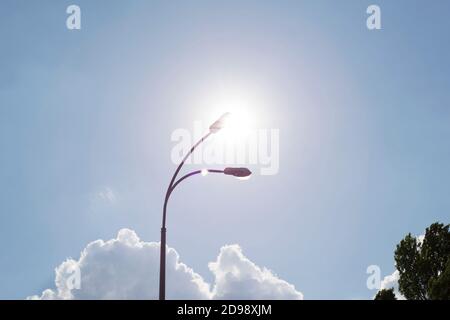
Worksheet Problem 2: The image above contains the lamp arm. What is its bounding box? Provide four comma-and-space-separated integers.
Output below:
162, 132, 211, 228
168, 169, 224, 199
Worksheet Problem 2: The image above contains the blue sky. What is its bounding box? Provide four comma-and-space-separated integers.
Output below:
1, 0, 449, 299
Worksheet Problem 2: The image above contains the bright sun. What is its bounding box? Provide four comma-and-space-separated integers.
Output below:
208, 99, 256, 141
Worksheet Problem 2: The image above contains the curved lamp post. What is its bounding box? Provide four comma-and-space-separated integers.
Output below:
159, 113, 252, 300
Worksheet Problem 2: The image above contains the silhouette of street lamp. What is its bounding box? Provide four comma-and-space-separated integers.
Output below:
159, 113, 252, 300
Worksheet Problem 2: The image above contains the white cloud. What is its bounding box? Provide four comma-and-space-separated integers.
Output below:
379, 270, 405, 300
28, 229, 303, 300
209, 244, 303, 300
96, 187, 116, 204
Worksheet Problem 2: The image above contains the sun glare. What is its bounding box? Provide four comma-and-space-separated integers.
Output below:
209, 100, 256, 142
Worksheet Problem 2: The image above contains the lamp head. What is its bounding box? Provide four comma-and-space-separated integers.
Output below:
223, 167, 252, 178
209, 112, 231, 133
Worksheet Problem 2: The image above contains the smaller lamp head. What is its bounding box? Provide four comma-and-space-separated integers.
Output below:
209, 112, 231, 133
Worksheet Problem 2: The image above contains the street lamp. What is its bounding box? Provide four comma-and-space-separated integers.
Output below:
159, 113, 252, 300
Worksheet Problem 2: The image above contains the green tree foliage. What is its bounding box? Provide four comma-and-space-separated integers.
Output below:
394, 222, 450, 300
374, 288, 397, 300
429, 259, 450, 300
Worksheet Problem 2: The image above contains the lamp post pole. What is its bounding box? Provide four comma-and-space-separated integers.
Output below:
159, 131, 211, 301
158, 113, 252, 300
158, 113, 253, 300
159, 113, 227, 300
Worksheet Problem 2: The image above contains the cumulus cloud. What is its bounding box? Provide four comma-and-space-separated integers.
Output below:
379, 270, 405, 300
210, 245, 303, 299
28, 229, 303, 300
